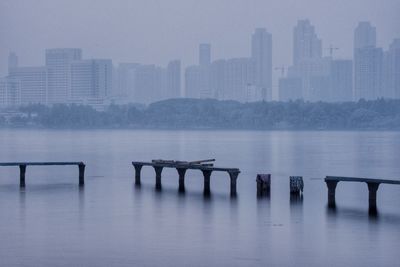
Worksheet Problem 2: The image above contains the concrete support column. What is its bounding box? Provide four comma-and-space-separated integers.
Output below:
202, 170, 212, 196
367, 182, 380, 209
19, 164, 26, 188
177, 168, 187, 192
229, 171, 239, 196
154, 166, 163, 190
78, 163, 85, 186
326, 180, 338, 207
133, 164, 143, 185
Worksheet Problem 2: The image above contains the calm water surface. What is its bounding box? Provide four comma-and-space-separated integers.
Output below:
0, 130, 399, 267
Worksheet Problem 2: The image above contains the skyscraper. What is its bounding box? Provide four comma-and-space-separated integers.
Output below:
330, 60, 353, 102
70, 59, 112, 102
199, 44, 211, 66
251, 28, 272, 101
354, 22, 382, 100
383, 39, 400, 99
8, 67, 48, 105
166, 60, 181, 99
46, 48, 82, 104
354, 21, 376, 50
8, 52, 18, 72
293, 20, 322, 65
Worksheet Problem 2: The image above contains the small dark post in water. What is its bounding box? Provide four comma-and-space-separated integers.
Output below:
176, 168, 187, 192
154, 166, 163, 190
256, 174, 271, 196
290, 176, 304, 194
202, 170, 212, 195
133, 164, 143, 185
78, 163, 85, 186
19, 164, 26, 188
229, 171, 239, 196
326, 180, 338, 207
367, 182, 380, 209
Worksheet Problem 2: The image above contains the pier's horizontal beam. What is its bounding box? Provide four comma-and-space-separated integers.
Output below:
0, 161, 86, 187
324, 176, 400, 209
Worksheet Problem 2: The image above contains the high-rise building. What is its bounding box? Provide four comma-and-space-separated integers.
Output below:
166, 60, 181, 99
185, 44, 212, 99
330, 60, 353, 102
117, 63, 140, 98
46, 48, 82, 104
70, 59, 112, 103
224, 58, 255, 102
293, 20, 322, 65
287, 57, 331, 100
0, 78, 19, 107
354, 21, 376, 50
199, 44, 211, 66
383, 39, 400, 99
287, 20, 325, 101
210, 59, 227, 99
8, 52, 18, 72
8, 67, 48, 105
354, 22, 382, 100
251, 28, 272, 101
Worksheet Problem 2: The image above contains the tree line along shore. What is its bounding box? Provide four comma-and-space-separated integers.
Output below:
1, 98, 399, 130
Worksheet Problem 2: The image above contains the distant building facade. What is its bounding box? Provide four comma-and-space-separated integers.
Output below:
46, 48, 82, 104
383, 39, 400, 99
70, 59, 112, 103
251, 28, 272, 101
8, 66, 48, 105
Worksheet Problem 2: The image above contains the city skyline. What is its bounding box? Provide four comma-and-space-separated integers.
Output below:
1, 19, 399, 107
1, 1, 399, 82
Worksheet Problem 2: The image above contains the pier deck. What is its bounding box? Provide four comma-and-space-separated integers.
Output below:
325, 176, 400, 209
132, 160, 240, 196
0, 162, 86, 187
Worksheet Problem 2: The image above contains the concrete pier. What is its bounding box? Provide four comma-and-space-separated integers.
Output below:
19, 164, 26, 188
132, 161, 240, 196
0, 162, 86, 187
154, 166, 163, 190
325, 176, 400, 209
176, 168, 187, 192
133, 164, 143, 185
202, 170, 212, 195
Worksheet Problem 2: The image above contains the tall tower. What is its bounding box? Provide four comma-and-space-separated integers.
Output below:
251, 28, 272, 101
8, 52, 18, 72
45, 48, 82, 104
354, 21, 376, 50
354, 22, 382, 100
293, 20, 322, 65
199, 44, 211, 66
167, 60, 181, 98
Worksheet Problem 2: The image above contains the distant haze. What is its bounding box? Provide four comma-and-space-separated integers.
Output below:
0, 0, 399, 81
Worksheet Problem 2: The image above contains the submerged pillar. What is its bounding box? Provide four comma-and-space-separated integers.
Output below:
367, 182, 380, 209
78, 163, 85, 186
229, 171, 239, 196
154, 166, 163, 190
133, 164, 143, 185
326, 180, 338, 208
177, 168, 187, 192
19, 164, 26, 188
202, 170, 212, 196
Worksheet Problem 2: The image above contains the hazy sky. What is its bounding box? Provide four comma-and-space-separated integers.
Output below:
1, 0, 399, 81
